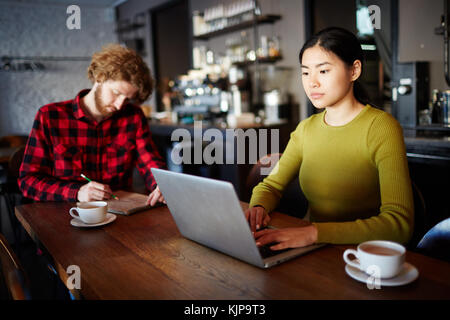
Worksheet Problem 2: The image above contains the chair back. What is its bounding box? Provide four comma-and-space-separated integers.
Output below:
0, 135, 28, 148
1, 146, 29, 250
246, 153, 308, 219
416, 218, 450, 262
7, 146, 25, 183
0, 233, 31, 299
407, 181, 427, 249
246, 153, 282, 198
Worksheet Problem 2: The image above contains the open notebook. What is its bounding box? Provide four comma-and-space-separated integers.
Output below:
106, 190, 162, 215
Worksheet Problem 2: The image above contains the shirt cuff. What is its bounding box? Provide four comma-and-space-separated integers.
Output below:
67, 184, 82, 202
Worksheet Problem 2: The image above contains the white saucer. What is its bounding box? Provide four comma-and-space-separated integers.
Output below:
345, 262, 419, 287
70, 213, 116, 228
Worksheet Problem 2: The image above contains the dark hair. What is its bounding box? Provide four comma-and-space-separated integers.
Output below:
299, 27, 369, 104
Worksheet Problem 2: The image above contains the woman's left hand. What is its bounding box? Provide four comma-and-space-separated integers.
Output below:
254, 225, 318, 250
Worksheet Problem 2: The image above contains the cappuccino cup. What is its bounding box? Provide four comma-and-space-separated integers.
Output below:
69, 201, 108, 224
343, 240, 406, 279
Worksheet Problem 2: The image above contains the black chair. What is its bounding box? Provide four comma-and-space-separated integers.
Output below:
0, 146, 29, 247
0, 232, 31, 300
246, 153, 308, 219
407, 181, 427, 249
416, 217, 450, 262
0, 135, 28, 242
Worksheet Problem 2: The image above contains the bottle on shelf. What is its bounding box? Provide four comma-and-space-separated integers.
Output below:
431, 89, 443, 124
192, 11, 205, 36
194, 0, 258, 36
444, 90, 450, 125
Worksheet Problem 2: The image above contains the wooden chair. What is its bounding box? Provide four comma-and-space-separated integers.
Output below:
0, 135, 27, 185
0, 135, 28, 149
0, 232, 31, 299
0, 146, 28, 246
246, 153, 308, 219
416, 217, 450, 262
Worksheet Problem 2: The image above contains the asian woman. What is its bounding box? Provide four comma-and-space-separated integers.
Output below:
245, 27, 414, 250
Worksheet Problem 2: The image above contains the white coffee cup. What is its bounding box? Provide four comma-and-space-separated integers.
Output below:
343, 240, 406, 279
69, 201, 108, 224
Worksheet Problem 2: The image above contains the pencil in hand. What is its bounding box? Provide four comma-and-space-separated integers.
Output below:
80, 173, 119, 200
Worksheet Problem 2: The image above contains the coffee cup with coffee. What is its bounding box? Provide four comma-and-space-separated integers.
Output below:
343, 240, 406, 279
69, 201, 108, 224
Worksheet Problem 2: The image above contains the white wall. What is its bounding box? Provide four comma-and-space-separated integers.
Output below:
398, 0, 442, 63
0, 1, 117, 136
398, 0, 449, 91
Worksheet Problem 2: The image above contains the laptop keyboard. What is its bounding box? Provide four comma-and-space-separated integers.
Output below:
255, 226, 292, 258
258, 243, 292, 259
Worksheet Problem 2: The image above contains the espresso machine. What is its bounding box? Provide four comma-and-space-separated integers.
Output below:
259, 65, 293, 123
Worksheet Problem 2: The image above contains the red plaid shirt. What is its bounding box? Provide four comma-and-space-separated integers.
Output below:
19, 90, 166, 202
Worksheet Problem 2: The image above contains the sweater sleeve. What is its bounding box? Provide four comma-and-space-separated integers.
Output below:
313, 113, 414, 245
249, 121, 305, 212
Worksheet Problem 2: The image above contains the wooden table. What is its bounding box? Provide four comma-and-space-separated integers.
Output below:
15, 202, 450, 300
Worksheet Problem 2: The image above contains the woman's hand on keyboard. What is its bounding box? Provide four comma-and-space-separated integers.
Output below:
244, 205, 270, 233
254, 225, 318, 250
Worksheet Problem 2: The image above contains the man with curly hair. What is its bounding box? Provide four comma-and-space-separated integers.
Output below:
19, 44, 166, 205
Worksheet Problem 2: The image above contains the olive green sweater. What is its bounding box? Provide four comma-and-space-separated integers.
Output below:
249, 105, 414, 245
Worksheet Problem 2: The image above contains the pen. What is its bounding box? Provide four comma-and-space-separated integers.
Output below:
80, 173, 119, 200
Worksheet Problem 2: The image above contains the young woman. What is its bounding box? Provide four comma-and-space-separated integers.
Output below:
245, 27, 414, 250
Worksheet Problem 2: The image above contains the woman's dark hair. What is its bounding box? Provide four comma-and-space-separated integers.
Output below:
299, 27, 369, 104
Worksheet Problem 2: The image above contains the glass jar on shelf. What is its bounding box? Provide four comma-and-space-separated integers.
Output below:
258, 35, 269, 58
418, 108, 432, 126
268, 36, 281, 58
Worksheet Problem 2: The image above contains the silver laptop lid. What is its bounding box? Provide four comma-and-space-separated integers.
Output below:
151, 168, 265, 267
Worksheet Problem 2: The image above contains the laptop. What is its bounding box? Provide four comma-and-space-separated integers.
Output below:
151, 168, 325, 268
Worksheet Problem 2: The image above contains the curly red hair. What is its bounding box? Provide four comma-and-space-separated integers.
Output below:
87, 44, 153, 103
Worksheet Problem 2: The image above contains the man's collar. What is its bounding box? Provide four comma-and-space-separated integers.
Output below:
72, 89, 133, 123
72, 89, 91, 120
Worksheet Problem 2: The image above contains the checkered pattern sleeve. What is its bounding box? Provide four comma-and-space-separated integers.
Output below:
18, 109, 83, 201
134, 109, 166, 191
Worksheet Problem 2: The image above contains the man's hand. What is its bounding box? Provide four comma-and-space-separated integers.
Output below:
244, 205, 270, 233
77, 181, 113, 202
146, 186, 166, 206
